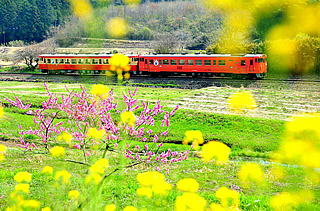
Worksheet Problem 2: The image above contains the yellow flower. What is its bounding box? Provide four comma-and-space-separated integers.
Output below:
124, 0, 141, 4
49, 146, 65, 158
68, 190, 80, 200
137, 171, 165, 187
87, 128, 106, 140
270, 192, 297, 211
57, 132, 73, 143
177, 178, 199, 193
41, 166, 53, 174
0, 154, 5, 161
107, 18, 128, 38
124, 73, 130, 80
85, 173, 102, 185
183, 130, 204, 150
0, 106, 4, 118
105, 204, 116, 211
14, 183, 30, 194
227, 91, 257, 112
22, 200, 41, 209
215, 187, 240, 208
201, 141, 231, 165
151, 181, 172, 195
109, 54, 130, 72
14, 172, 32, 183
91, 84, 109, 99
286, 113, 320, 140
41, 207, 52, 211
268, 165, 285, 181
238, 163, 264, 187
124, 206, 137, 211
89, 158, 109, 174
70, 0, 93, 19
136, 187, 153, 198
175, 192, 207, 211
210, 203, 226, 211
0, 144, 6, 161
54, 170, 71, 184
121, 111, 136, 127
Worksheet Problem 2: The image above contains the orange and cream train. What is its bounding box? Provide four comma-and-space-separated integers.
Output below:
39, 53, 267, 79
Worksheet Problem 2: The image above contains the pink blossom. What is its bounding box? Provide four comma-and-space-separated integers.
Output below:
74, 144, 81, 149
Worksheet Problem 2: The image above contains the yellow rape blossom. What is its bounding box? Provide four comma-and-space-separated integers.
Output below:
268, 165, 285, 181
0, 144, 7, 161
105, 204, 116, 211
70, 0, 93, 19
87, 128, 106, 140
137, 171, 165, 187
210, 203, 226, 211
121, 111, 136, 127
14, 183, 30, 194
270, 192, 297, 211
50, 146, 65, 158
227, 91, 257, 112
175, 192, 207, 211
22, 200, 41, 209
177, 178, 199, 193
124, 206, 138, 211
68, 190, 80, 200
136, 187, 153, 198
151, 181, 172, 195
107, 18, 128, 38
14, 172, 32, 183
124, 0, 141, 5
215, 187, 240, 208
0, 106, 4, 118
201, 141, 231, 164
41, 207, 52, 211
85, 173, 102, 185
41, 166, 53, 175
183, 130, 204, 150
238, 163, 264, 187
57, 132, 73, 143
109, 54, 130, 72
89, 158, 109, 174
91, 84, 110, 99
55, 170, 71, 184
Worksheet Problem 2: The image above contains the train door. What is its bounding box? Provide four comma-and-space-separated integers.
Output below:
249, 59, 254, 73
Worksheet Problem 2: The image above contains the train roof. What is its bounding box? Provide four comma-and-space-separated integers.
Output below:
39, 54, 139, 57
140, 54, 266, 58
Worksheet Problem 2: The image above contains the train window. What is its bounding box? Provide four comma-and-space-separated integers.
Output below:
241, 60, 245, 66
213, 60, 216, 65
85, 59, 91, 64
187, 60, 194, 65
134, 58, 139, 62
163, 59, 169, 65
141, 58, 144, 62
204, 60, 211, 65
218, 60, 225, 66
59, 59, 64, 64
47, 59, 51, 64
92, 59, 98, 64
55, 59, 58, 64
145, 59, 148, 64
159, 60, 162, 65
255, 58, 257, 63
44, 59, 46, 63
149, 59, 153, 65
40, 57, 43, 61
71, 59, 77, 64
171, 60, 177, 65
196, 60, 202, 66
250, 60, 253, 65
99, 59, 102, 64
139, 58, 142, 61
179, 60, 185, 65
78, 59, 83, 64
259, 58, 263, 63
65, 59, 70, 64
229, 60, 233, 62
103, 59, 108, 64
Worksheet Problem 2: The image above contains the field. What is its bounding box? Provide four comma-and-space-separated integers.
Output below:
0, 78, 319, 210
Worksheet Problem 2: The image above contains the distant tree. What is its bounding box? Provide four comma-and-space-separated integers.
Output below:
0, 0, 18, 43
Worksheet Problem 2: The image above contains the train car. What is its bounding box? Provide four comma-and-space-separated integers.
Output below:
137, 54, 267, 79
38, 54, 139, 74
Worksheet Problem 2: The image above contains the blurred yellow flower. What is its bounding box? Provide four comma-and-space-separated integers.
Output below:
89, 158, 109, 174
57, 132, 73, 144
201, 141, 231, 164
136, 187, 153, 198
105, 204, 116, 211
124, 73, 131, 80
0, 144, 6, 161
270, 192, 297, 211
175, 192, 207, 211
124, 206, 137, 211
109, 54, 130, 73
137, 171, 165, 187
238, 163, 264, 187
210, 203, 226, 211
70, 0, 93, 19
50, 146, 65, 158
87, 128, 106, 140
151, 181, 172, 195
0, 154, 5, 161
183, 130, 204, 150
177, 178, 199, 193
41, 207, 52, 211
107, 18, 128, 38
91, 84, 110, 99
14, 183, 30, 194
54, 170, 71, 184
68, 190, 80, 200
268, 165, 285, 181
14, 172, 32, 183
227, 91, 257, 112
0, 106, 4, 118
41, 166, 53, 175
215, 187, 239, 208
121, 111, 136, 127
124, 0, 141, 5
85, 173, 102, 185
22, 200, 41, 209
